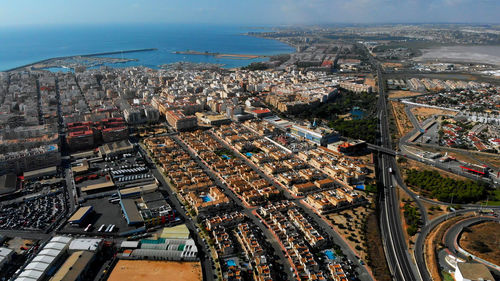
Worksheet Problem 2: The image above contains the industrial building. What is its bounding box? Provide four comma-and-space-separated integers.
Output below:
14, 236, 102, 281
98, 140, 134, 159
67, 206, 94, 225
290, 125, 340, 146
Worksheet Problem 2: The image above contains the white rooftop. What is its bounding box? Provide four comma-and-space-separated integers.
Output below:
0, 247, 13, 257
31, 255, 56, 264
120, 241, 139, 249
38, 249, 61, 257
44, 242, 67, 251
19, 269, 43, 279
14, 278, 37, 281
50, 236, 72, 244
69, 238, 102, 252
25, 262, 49, 272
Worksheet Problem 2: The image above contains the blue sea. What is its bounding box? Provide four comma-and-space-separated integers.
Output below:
0, 24, 294, 71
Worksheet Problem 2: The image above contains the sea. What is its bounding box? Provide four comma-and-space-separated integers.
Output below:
0, 24, 295, 71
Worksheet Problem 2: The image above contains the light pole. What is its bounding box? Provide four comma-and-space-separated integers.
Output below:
446, 195, 454, 221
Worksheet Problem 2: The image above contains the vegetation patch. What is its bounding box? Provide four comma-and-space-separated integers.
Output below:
405, 169, 489, 203
402, 200, 421, 236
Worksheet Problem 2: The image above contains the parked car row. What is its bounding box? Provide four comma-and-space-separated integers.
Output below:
0, 193, 65, 230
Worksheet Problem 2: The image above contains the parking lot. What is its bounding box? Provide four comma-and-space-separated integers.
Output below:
74, 150, 157, 198
60, 196, 139, 236
0, 192, 65, 231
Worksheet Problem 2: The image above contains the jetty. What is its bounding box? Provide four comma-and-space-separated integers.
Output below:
174, 50, 265, 59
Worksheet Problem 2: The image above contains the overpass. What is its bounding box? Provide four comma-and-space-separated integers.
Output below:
367, 143, 397, 156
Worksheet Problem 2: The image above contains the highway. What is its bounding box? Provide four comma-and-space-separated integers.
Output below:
374, 60, 421, 281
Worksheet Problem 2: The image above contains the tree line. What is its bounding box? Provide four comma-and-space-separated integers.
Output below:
405, 169, 489, 203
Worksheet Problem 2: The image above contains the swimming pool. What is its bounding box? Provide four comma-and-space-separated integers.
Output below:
355, 184, 365, 190
244, 152, 253, 157
221, 154, 231, 160
226, 259, 236, 267
325, 250, 336, 260
201, 195, 213, 202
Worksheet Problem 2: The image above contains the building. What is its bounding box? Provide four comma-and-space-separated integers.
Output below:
15, 236, 73, 281
0, 247, 14, 270
0, 174, 17, 196
165, 110, 197, 130
130, 237, 198, 261
195, 112, 231, 126
250, 108, 273, 119
67, 206, 94, 226
455, 262, 494, 281
23, 166, 58, 180
290, 125, 340, 146
328, 140, 367, 155
48, 251, 95, 281
339, 81, 372, 93
124, 106, 160, 124
0, 144, 61, 175
160, 224, 190, 240
98, 140, 134, 159
66, 118, 129, 150
120, 199, 144, 226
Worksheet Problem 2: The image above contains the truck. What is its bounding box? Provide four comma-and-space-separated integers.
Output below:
388, 167, 393, 173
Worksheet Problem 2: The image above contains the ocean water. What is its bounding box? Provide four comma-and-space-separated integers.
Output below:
0, 24, 294, 71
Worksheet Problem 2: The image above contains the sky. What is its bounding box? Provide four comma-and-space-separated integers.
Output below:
0, 0, 498, 27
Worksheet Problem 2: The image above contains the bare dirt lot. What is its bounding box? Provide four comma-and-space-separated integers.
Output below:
108, 260, 203, 281
459, 221, 500, 266
410, 107, 457, 122
326, 204, 372, 261
399, 157, 469, 182
382, 62, 403, 68
391, 101, 414, 137
388, 90, 424, 99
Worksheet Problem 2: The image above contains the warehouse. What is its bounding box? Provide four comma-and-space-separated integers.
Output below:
120, 199, 144, 225
67, 206, 93, 225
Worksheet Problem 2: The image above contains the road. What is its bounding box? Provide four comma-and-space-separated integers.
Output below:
374, 60, 421, 281
137, 142, 216, 281
413, 209, 474, 281
443, 216, 500, 274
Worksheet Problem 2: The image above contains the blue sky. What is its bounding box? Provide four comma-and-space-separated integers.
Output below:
0, 0, 498, 27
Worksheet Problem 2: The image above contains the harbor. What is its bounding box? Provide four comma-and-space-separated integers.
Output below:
5, 48, 158, 72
